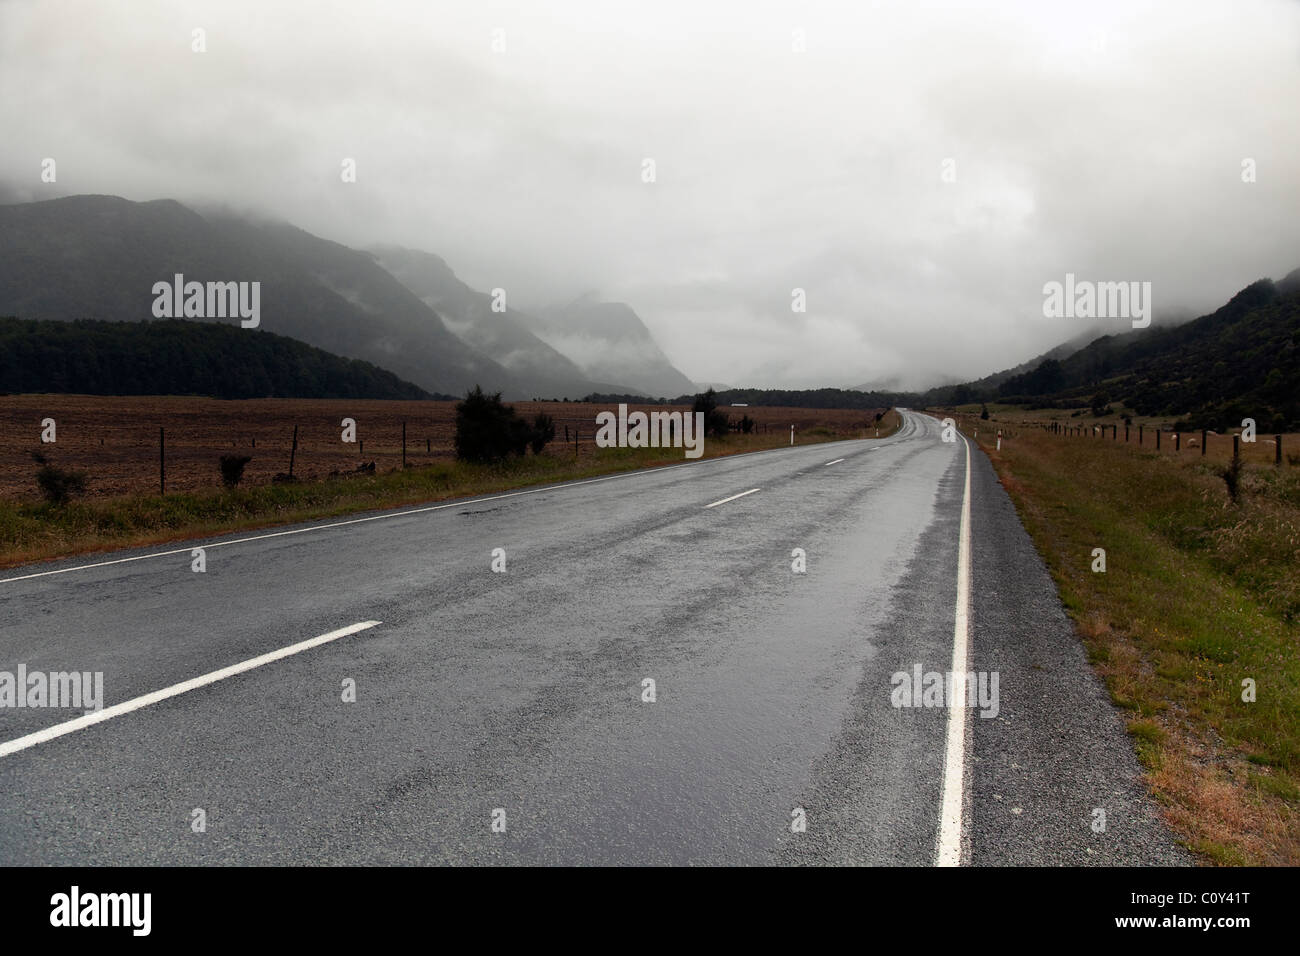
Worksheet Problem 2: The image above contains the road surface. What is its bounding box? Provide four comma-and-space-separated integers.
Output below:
0, 410, 1187, 865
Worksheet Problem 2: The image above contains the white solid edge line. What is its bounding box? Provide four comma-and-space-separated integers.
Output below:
1, 441, 837, 586
703, 488, 761, 509
0, 620, 381, 759
824, 458, 846, 466
936, 431, 973, 866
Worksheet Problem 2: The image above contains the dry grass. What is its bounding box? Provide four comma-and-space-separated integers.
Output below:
0, 395, 883, 499
942, 407, 1300, 865
0, 395, 898, 569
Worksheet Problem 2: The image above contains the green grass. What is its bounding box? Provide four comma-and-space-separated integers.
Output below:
953, 411, 1300, 865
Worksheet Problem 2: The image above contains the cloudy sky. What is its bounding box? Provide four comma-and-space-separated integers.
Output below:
3, 0, 1298, 389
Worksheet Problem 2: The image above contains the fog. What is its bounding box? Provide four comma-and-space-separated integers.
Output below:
3, 0, 1298, 389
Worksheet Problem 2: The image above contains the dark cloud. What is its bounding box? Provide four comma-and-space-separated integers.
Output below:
3, 0, 1297, 390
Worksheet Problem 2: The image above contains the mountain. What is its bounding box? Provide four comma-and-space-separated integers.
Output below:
526, 297, 698, 399
0, 317, 438, 399
0, 195, 515, 397
858, 322, 1111, 400
367, 245, 608, 398
986, 271, 1300, 430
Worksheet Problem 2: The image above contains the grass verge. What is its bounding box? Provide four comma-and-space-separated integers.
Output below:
947, 410, 1299, 864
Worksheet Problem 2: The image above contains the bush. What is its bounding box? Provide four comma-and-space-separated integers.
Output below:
530, 413, 556, 455
32, 451, 87, 505
219, 454, 252, 487
455, 386, 518, 462
739, 414, 755, 434
692, 389, 729, 438
454, 386, 556, 463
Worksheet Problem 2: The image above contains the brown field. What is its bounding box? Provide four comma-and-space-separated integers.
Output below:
944, 403, 1300, 469
0, 395, 881, 501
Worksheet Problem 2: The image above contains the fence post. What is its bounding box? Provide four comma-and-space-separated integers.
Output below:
1202, 429, 1207, 456
1233, 435, 1240, 462
402, 421, 406, 468
1139, 425, 1144, 444
159, 427, 165, 495
289, 425, 298, 477
1175, 432, 1180, 453
1278, 435, 1284, 466
1156, 429, 1161, 450
1125, 424, 1129, 442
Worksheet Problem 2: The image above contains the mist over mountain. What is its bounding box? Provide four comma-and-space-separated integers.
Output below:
527, 298, 699, 399
0, 194, 704, 402
0, 195, 514, 397
931, 271, 1300, 430
3, 1, 1298, 390
367, 245, 614, 398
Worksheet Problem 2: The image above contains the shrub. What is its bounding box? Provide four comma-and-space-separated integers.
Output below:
219, 454, 252, 487
530, 413, 556, 455
454, 386, 556, 462
32, 451, 87, 505
455, 386, 519, 463
692, 389, 729, 438
508, 416, 533, 457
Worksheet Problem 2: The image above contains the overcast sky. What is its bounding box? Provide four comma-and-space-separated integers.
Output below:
3, 0, 1298, 389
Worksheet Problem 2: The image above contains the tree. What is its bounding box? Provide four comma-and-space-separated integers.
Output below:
692, 388, 729, 438
980, 404, 990, 420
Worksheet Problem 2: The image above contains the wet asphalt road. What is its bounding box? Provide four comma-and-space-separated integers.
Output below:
0, 410, 1187, 865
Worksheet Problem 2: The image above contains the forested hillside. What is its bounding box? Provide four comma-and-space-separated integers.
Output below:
0, 318, 441, 400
